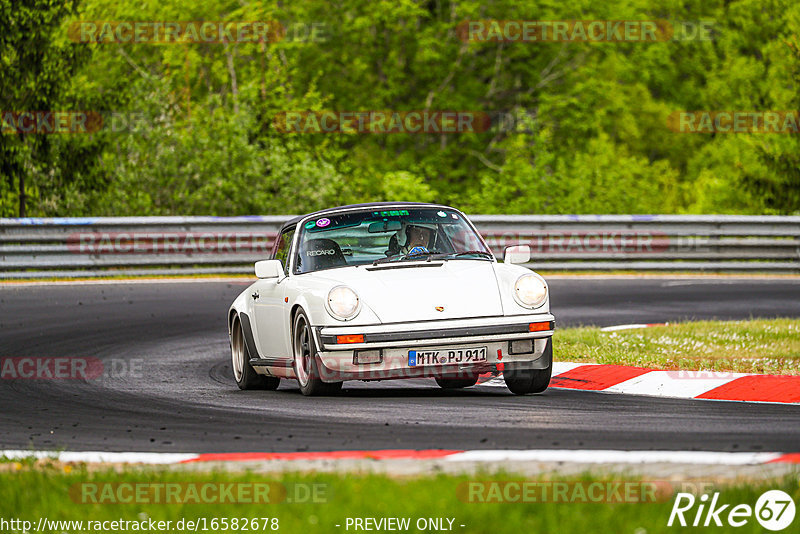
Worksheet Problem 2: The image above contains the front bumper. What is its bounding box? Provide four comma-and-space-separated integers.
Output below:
312, 314, 554, 381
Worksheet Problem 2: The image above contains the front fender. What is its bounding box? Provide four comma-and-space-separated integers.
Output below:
493, 263, 551, 316
287, 276, 382, 328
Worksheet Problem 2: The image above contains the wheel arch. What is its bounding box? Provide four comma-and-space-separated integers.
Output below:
228, 308, 239, 336
289, 304, 306, 335
290, 303, 305, 318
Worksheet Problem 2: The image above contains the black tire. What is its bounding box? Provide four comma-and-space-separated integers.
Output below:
435, 375, 479, 389
231, 317, 280, 390
293, 310, 343, 396
503, 338, 552, 395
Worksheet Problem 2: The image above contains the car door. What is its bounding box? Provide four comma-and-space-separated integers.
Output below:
252, 226, 295, 359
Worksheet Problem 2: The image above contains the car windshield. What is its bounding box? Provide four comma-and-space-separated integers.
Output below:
293, 207, 492, 274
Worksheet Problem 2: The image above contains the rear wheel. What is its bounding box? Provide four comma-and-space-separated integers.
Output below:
435, 375, 479, 389
293, 310, 342, 396
504, 338, 552, 395
231, 317, 279, 390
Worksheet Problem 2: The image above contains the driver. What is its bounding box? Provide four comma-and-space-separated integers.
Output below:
401, 224, 435, 254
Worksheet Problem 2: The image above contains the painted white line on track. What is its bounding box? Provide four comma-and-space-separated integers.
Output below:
0, 450, 198, 463
552, 361, 590, 374
2, 449, 795, 466
599, 323, 667, 332
445, 450, 784, 465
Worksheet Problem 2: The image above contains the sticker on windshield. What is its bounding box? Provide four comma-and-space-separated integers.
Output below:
304, 221, 317, 229
437, 211, 447, 217
451, 213, 459, 219
316, 218, 331, 228
408, 246, 429, 256
378, 210, 409, 217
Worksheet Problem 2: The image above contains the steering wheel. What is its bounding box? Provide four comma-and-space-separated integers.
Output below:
406, 246, 429, 256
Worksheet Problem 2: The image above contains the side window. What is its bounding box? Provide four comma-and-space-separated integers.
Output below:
273, 228, 295, 275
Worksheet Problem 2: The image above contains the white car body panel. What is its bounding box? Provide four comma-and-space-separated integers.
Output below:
251, 278, 290, 358
303, 261, 504, 323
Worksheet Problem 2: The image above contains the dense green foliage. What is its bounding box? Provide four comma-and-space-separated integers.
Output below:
1, 0, 799, 216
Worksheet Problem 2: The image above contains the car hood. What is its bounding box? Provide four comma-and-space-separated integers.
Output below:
316, 261, 504, 323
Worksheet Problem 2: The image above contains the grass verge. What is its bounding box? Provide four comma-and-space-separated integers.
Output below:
0, 464, 797, 533
557, 318, 800, 375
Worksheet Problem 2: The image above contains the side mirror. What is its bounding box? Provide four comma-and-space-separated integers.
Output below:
254, 259, 283, 279
504, 245, 531, 265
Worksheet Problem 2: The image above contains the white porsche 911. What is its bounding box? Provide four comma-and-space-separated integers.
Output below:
228, 202, 554, 395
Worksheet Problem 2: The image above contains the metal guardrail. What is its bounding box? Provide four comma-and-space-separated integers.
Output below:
1, 215, 798, 278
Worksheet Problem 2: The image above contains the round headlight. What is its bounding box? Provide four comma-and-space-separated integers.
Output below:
514, 274, 548, 308
326, 286, 360, 320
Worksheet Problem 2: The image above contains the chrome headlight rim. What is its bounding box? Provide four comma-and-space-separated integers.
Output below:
325, 285, 361, 321
513, 273, 548, 309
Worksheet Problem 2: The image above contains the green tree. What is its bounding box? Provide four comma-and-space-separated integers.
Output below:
4, 0, 797, 216
0, 0, 89, 216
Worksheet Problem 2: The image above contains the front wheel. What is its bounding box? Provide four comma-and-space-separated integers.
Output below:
293, 310, 342, 396
504, 338, 552, 395
231, 317, 279, 390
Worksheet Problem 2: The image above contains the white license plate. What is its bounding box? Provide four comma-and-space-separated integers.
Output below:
408, 347, 487, 367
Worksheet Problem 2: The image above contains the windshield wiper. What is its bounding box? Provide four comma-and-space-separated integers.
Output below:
451, 250, 495, 259
372, 251, 440, 265
372, 255, 403, 265
373, 251, 492, 265
372, 245, 495, 266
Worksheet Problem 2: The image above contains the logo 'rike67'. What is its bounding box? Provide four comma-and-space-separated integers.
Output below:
668, 490, 796, 531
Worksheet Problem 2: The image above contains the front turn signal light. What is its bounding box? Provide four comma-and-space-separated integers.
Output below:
336, 334, 365, 344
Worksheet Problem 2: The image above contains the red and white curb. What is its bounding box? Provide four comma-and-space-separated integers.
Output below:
481, 362, 800, 404
480, 321, 800, 404
2, 449, 799, 465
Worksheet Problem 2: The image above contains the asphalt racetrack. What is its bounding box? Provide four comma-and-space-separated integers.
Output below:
1, 277, 799, 454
